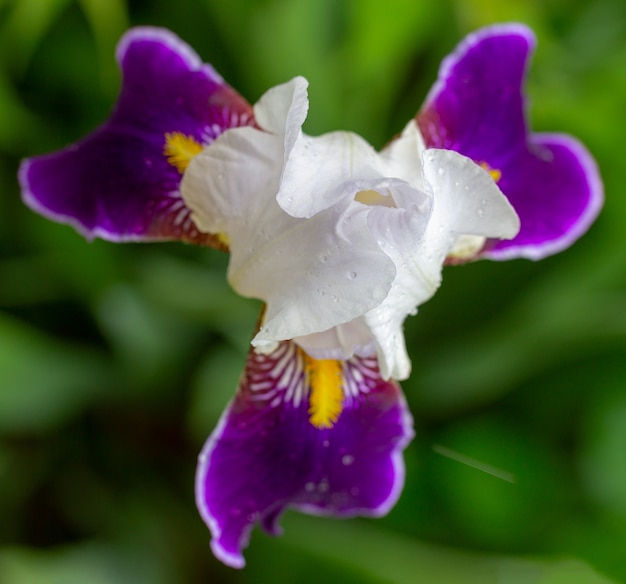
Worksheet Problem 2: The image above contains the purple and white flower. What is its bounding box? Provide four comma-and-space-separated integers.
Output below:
18, 23, 602, 569
182, 75, 519, 566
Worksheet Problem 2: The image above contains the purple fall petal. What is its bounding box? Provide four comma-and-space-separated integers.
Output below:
19, 27, 253, 244
195, 341, 413, 568
485, 133, 604, 259
418, 23, 603, 260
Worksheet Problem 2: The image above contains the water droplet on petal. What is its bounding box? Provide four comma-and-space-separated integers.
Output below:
438, 167, 445, 176
347, 271, 357, 280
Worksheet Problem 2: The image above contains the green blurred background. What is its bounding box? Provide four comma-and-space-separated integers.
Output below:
1, 0, 625, 582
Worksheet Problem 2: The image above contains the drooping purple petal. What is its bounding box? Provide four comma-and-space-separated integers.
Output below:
418, 24, 603, 260
484, 133, 604, 259
195, 341, 413, 568
19, 27, 254, 245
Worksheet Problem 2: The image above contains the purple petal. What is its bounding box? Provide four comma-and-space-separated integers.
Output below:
19, 27, 253, 244
418, 24, 603, 259
484, 133, 604, 260
195, 341, 413, 568
419, 24, 533, 160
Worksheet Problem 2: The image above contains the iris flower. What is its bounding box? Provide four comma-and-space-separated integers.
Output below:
18, 24, 601, 568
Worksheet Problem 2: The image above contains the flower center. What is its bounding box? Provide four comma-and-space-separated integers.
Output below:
164, 132, 203, 173
304, 354, 344, 429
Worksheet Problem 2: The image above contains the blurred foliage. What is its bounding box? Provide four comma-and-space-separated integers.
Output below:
1, 0, 625, 582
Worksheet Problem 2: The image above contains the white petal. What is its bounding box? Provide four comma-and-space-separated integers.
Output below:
250, 200, 396, 344
364, 204, 435, 380
422, 149, 520, 244
380, 120, 428, 196
364, 150, 520, 380
293, 317, 375, 361
277, 131, 386, 218
448, 234, 487, 260
253, 76, 309, 148
182, 122, 396, 345
182, 127, 282, 236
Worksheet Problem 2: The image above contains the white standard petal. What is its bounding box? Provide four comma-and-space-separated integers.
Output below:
253, 76, 309, 158
363, 149, 520, 380
249, 200, 396, 346
364, 204, 433, 380
277, 130, 387, 218
379, 120, 428, 196
181, 104, 396, 347
422, 149, 521, 245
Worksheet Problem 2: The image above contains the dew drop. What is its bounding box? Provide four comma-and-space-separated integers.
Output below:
347, 271, 357, 280
438, 167, 445, 176
320, 255, 328, 263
